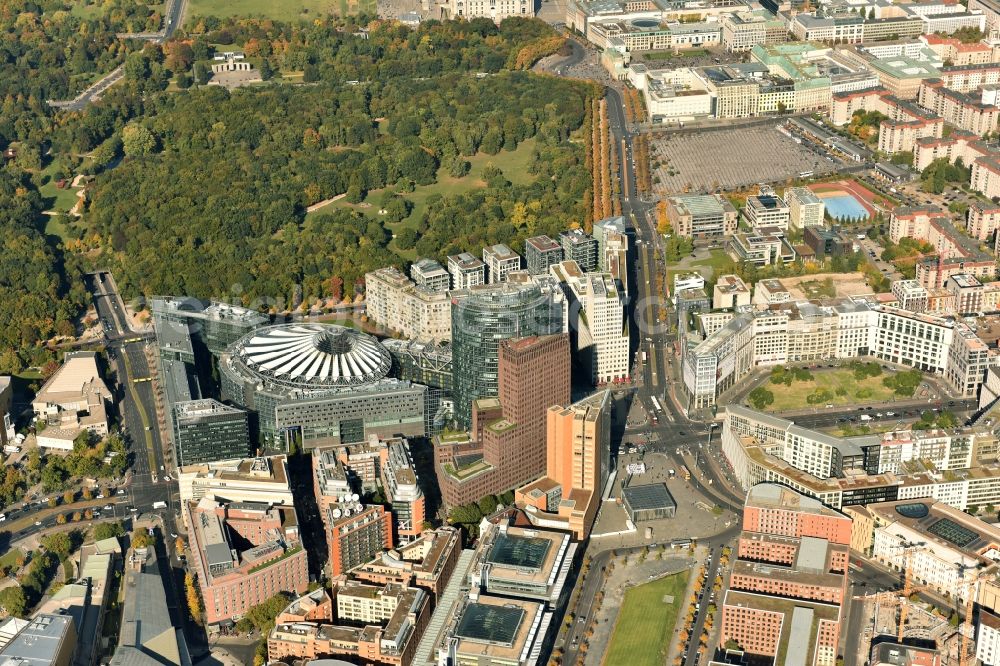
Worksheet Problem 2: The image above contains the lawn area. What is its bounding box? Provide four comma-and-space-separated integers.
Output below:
605, 572, 688, 666
0, 549, 25, 572
186, 0, 373, 20
37, 163, 80, 215
763, 368, 899, 412
665, 248, 733, 289
641, 49, 709, 61
313, 138, 539, 259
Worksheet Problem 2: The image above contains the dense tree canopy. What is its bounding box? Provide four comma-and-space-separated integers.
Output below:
80, 19, 589, 305
0, 14, 584, 351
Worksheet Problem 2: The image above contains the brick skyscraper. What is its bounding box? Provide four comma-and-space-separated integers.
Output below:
435, 333, 570, 506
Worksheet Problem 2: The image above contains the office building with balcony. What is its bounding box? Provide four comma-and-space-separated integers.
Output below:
559, 229, 599, 273
483, 244, 522, 284
524, 236, 564, 277
410, 259, 450, 293
447, 253, 486, 290
365, 267, 452, 343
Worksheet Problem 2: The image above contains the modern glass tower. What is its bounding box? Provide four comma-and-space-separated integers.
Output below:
450, 281, 564, 428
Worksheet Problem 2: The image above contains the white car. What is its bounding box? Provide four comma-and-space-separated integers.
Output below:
34, 521, 41, 526
117, 489, 125, 495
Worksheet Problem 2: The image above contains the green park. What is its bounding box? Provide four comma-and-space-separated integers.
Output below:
605, 572, 689, 666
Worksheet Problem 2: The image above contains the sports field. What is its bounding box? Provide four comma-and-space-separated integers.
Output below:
605, 572, 688, 666
186, 0, 375, 21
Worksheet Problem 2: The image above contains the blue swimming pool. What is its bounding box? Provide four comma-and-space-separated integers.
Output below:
823, 194, 869, 221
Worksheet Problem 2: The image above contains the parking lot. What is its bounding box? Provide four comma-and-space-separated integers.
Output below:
651, 125, 843, 194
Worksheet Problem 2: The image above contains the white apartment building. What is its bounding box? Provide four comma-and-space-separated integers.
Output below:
411, 258, 450, 293
483, 244, 522, 284
447, 252, 486, 290
785, 187, 826, 228
722, 406, 1000, 512
891, 280, 929, 313
743, 193, 791, 231
978, 611, 1000, 666
450, 0, 532, 21
683, 300, 986, 409
364, 267, 452, 342
551, 261, 629, 385
871, 307, 952, 372
870, 501, 996, 603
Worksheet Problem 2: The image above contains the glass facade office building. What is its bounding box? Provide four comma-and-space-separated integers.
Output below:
173, 399, 251, 466
451, 282, 564, 427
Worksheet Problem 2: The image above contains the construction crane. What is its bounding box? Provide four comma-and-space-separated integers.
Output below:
956, 562, 988, 666
895, 540, 926, 643
870, 585, 929, 641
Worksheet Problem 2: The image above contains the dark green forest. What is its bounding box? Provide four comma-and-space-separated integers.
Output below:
0, 9, 592, 359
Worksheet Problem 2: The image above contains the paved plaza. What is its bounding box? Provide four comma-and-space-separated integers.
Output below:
651, 125, 843, 194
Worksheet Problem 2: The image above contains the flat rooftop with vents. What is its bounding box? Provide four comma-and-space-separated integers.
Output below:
476, 525, 572, 601
442, 594, 549, 666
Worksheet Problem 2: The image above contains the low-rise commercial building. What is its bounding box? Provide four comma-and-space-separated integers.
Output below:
665, 194, 739, 238
0, 615, 78, 666
713, 275, 752, 310
178, 455, 294, 507
32, 352, 111, 450
435, 594, 550, 666
469, 522, 575, 602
